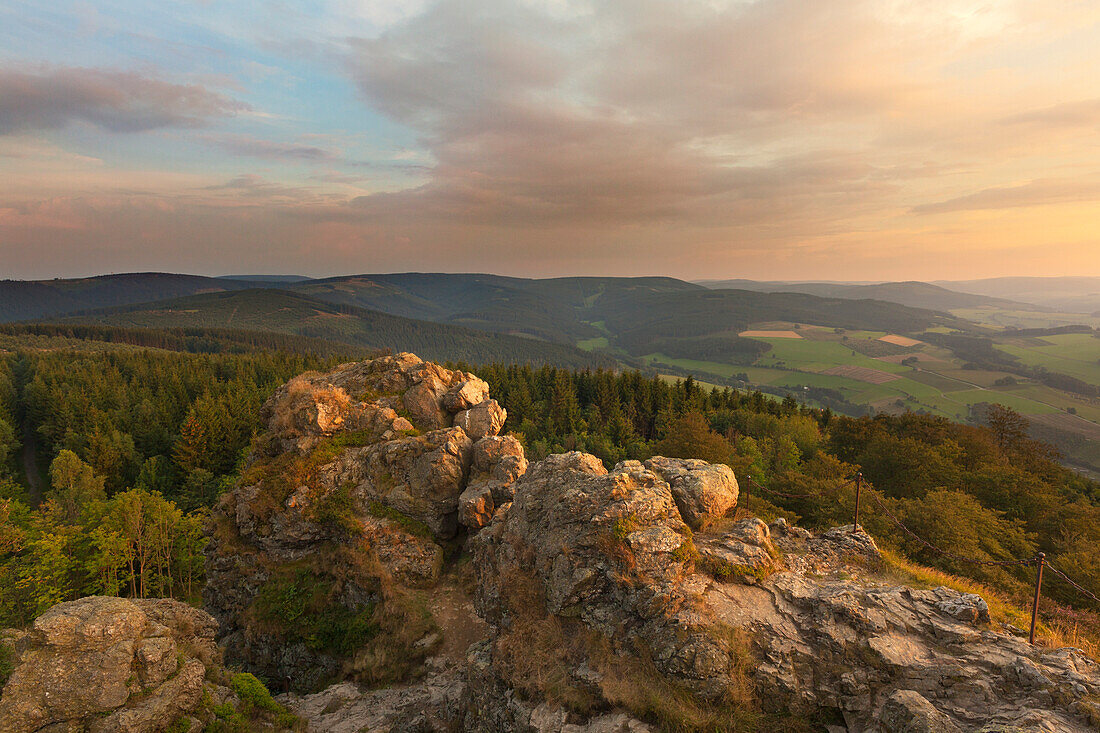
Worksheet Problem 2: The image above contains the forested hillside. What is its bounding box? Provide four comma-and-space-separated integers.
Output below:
0, 273, 264, 322
1, 336, 1098, 658
58, 289, 617, 370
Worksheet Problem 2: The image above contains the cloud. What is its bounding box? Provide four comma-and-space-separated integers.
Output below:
1001, 98, 1100, 129
206, 133, 336, 161
0, 66, 249, 135
912, 179, 1100, 215
3, 0, 1100, 280
203, 174, 323, 201
337, 0, 993, 229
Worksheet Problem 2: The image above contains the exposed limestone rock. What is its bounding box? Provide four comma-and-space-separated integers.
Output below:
643, 456, 738, 528
204, 353, 528, 692
192, 358, 1100, 728
0, 597, 233, 733
281, 664, 466, 733
459, 481, 495, 531
879, 689, 962, 733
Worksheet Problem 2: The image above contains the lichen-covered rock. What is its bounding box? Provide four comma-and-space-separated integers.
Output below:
454, 399, 507, 441
204, 353, 528, 692
324, 426, 474, 540
0, 597, 224, 733
470, 435, 529, 506
473, 452, 735, 693
698, 517, 778, 584
643, 456, 738, 528
459, 482, 495, 531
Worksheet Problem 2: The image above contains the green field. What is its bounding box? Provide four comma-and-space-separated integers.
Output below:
650, 331, 1100, 447
577, 336, 609, 351
951, 307, 1100, 330
995, 333, 1100, 384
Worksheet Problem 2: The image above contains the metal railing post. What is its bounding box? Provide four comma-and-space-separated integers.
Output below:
852, 472, 862, 530
1029, 552, 1046, 645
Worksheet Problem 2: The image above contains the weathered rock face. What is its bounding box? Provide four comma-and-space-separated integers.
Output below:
643, 456, 738, 529
204, 353, 526, 692
473, 453, 736, 694
0, 597, 222, 733
707, 525, 1100, 732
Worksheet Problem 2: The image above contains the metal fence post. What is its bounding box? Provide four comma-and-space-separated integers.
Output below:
1029, 552, 1046, 645
852, 472, 862, 530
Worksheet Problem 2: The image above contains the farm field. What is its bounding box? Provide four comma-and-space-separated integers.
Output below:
951, 307, 1100, 330
590, 315, 1097, 475
994, 333, 1100, 385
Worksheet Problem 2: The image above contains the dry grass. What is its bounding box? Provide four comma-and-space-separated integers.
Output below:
877, 547, 1100, 659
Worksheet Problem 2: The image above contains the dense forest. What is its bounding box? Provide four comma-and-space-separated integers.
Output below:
1, 340, 1098, 654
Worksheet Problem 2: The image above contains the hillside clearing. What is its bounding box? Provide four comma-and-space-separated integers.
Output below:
739, 330, 802, 338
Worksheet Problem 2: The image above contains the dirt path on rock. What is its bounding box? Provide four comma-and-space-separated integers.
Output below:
427, 572, 488, 663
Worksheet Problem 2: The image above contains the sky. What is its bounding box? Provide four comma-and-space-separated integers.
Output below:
1, 0, 1099, 281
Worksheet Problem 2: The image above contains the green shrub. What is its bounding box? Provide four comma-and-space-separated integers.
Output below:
230, 672, 281, 714
251, 568, 378, 654
310, 484, 360, 535
367, 501, 434, 540
166, 717, 191, 733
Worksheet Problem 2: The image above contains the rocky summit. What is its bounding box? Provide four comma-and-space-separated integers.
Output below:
3, 354, 1099, 732
203, 353, 524, 691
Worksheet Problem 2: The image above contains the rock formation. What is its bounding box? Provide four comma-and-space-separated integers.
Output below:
0, 596, 293, 732
203, 353, 526, 691
205, 356, 1099, 731
11, 356, 1096, 732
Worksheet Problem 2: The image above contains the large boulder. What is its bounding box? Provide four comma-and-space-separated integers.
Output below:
204, 353, 527, 692
643, 456, 738, 529
0, 597, 270, 733
454, 399, 507, 441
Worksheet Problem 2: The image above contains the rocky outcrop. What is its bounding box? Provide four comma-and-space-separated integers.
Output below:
643, 456, 738, 529
0, 596, 278, 733
473, 453, 734, 693
707, 524, 1100, 732
197, 356, 1100, 729
204, 353, 526, 692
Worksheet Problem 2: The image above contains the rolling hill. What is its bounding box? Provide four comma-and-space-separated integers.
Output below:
0, 273, 263, 322
933, 277, 1100, 314
291, 273, 702, 344
290, 273, 957, 353
56, 288, 618, 369
695, 279, 1042, 312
